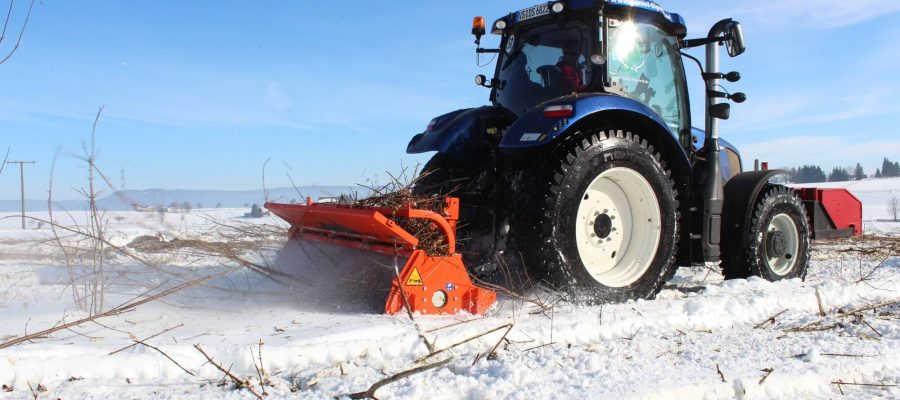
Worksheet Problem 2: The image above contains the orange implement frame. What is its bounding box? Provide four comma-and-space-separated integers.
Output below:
265, 197, 495, 315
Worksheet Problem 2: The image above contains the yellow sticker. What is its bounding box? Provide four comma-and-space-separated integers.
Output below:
406, 268, 423, 286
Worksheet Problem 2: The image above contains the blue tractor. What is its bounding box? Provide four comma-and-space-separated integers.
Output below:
406, 0, 814, 302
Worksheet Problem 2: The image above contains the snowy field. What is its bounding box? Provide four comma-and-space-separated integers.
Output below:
1, 180, 899, 399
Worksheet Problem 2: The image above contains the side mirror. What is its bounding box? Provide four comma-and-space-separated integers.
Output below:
472, 16, 486, 45
725, 21, 745, 57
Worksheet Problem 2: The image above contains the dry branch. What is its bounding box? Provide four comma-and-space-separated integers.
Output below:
133, 339, 195, 377
783, 299, 900, 333
108, 323, 183, 355
345, 357, 453, 400
194, 344, 264, 400
0, 146, 9, 175
0, 0, 35, 65
821, 353, 876, 358
754, 309, 788, 329
474, 323, 514, 365
0, 274, 221, 350
424, 316, 487, 334
250, 340, 269, 396
785, 322, 842, 333
416, 324, 512, 363
523, 342, 556, 352
389, 254, 434, 353
759, 368, 774, 385
831, 380, 897, 391
352, 168, 451, 256
716, 363, 726, 383
815, 288, 827, 317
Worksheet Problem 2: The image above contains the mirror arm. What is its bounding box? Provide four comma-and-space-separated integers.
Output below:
476, 48, 502, 54
680, 36, 725, 49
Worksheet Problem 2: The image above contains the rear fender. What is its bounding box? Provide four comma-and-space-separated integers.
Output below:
721, 170, 790, 254
407, 106, 511, 169
500, 94, 691, 178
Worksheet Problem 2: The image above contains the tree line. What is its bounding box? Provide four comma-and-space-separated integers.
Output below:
778, 158, 900, 184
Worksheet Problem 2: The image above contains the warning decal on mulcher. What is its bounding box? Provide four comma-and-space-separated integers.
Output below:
406, 268, 424, 286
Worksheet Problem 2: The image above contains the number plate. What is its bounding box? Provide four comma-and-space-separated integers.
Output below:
517, 3, 550, 22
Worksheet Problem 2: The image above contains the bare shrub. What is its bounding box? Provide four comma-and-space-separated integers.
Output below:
890, 197, 899, 221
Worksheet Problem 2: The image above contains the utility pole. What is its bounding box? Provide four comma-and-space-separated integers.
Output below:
7, 160, 35, 229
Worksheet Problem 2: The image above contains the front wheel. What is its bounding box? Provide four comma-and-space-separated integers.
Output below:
511, 129, 679, 303
722, 185, 810, 280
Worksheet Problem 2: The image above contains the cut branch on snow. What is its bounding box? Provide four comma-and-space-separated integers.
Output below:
754, 309, 789, 329
345, 357, 453, 400
417, 324, 513, 363
108, 323, 184, 356
194, 344, 264, 400
132, 339, 195, 377
759, 368, 774, 385
0, 274, 221, 350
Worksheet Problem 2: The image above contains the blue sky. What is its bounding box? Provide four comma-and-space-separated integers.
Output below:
1, 0, 899, 200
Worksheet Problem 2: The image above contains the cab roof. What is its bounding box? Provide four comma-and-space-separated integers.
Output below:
493, 0, 687, 37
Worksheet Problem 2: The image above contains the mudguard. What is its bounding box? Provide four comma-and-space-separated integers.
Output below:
721, 170, 789, 255
406, 106, 509, 169
499, 93, 691, 177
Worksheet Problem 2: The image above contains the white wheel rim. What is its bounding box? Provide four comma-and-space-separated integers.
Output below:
575, 167, 662, 287
766, 213, 799, 276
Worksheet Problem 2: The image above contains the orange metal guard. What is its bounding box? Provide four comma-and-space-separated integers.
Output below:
265, 197, 496, 315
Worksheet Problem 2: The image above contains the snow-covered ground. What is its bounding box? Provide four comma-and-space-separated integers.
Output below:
1, 181, 899, 399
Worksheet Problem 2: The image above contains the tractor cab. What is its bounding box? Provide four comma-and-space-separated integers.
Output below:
480, 1, 690, 139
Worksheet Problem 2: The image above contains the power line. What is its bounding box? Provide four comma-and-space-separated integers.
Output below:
7, 160, 35, 229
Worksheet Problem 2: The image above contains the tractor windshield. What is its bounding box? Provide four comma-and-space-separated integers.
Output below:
495, 21, 595, 116
606, 19, 686, 133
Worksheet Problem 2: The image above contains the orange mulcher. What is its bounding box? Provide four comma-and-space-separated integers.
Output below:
265, 197, 496, 315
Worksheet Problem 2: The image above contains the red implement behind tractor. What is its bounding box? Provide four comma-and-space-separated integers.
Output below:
794, 188, 863, 239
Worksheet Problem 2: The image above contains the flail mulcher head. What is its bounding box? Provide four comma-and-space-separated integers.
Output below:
265, 197, 496, 315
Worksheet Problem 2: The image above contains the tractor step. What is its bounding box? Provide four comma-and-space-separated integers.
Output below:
265, 197, 496, 315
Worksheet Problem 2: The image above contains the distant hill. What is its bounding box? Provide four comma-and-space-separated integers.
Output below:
0, 186, 360, 212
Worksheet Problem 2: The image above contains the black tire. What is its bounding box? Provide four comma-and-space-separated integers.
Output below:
412, 153, 496, 271
722, 185, 810, 280
511, 129, 679, 303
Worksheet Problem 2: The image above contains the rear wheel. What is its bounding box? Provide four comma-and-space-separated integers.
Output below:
511, 129, 679, 303
722, 185, 810, 280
